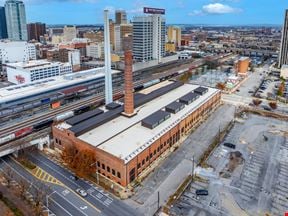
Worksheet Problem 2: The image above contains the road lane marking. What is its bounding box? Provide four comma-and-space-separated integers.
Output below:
30, 154, 113, 203
49, 197, 73, 216
55, 191, 89, 216
8, 156, 101, 214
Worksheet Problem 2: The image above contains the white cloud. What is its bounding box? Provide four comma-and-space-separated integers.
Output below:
189, 3, 242, 16
202, 3, 241, 14
188, 10, 204, 16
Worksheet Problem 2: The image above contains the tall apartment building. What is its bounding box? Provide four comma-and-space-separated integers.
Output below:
5, 0, 27, 41
133, 15, 166, 62
109, 20, 115, 50
6, 60, 72, 84
63, 25, 77, 42
27, 22, 46, 41
115, 10, 127, 25
279, 9, 288, 68
0, 7, 8, 39
114, 24, 133, 52
167, 26, 181, 48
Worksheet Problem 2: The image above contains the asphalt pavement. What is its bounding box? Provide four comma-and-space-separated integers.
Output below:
27, 152, 140, 216
0, 155, 99, 216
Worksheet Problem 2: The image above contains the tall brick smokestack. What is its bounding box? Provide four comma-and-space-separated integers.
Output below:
124, 50, 134, 116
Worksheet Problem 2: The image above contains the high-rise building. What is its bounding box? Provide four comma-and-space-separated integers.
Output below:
132, 13, 166, 62
109, 19, 115, 50
114, 23, 133, 52
0, 7, 8, 39
279, 10, 288, 68
167, 26, 181, 48
27, 22, 46, 41
115, 10, 127, 25
63, 25, 77, 42
5, 0, 27, 41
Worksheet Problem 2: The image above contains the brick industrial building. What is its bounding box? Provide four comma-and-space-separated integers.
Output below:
53, 51, 221, 187
234, 57, 250, 76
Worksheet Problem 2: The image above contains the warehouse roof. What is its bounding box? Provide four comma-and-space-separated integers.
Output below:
78, 83, 219, 164
0, 68, 120, 103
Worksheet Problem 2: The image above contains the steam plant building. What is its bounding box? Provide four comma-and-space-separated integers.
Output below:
53, 50, 221, 187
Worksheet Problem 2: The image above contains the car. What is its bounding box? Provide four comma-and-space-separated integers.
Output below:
223, 142, 236, 149
196, 189, 209, 196
248, 90, 254, 94
76, 188, 88, 197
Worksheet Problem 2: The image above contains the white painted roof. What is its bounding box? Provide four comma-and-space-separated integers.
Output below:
78, 83, 219, 164
0, 67, 120, 103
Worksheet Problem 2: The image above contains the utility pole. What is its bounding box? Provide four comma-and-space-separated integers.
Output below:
157, 191, 160, 210
191, 155, 195, 182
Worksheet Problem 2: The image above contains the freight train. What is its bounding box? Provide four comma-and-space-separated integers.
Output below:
0, 67, 192, 146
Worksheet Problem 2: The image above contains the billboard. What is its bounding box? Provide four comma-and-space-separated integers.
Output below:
143, 7, 165, 15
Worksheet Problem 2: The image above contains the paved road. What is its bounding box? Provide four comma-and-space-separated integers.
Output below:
127, 104, 235, 215
27, 152, 140, 216
0, 156, 100, 216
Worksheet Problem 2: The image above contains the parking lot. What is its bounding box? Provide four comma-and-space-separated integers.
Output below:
170, 114, 288, 216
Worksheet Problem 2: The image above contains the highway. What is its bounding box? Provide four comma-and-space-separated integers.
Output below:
27, 151, 139, 216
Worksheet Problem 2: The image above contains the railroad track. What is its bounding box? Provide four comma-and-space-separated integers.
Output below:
0, 78, 151, 137
0, 58, 210, 137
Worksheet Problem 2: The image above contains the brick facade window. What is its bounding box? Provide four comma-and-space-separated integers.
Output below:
107, 166, 110, 172
112, 169, 116, 176
137, 163, 141, 169
97, 161, 100, 167
142, 159, 145, 165
117, 172, 121, 178
146, 156, 149, 162
102, 164, 105, 170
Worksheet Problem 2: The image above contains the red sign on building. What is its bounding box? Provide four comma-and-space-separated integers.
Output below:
15, 75, 25, 84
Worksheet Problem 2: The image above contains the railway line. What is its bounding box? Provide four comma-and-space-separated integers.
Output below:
0, 75, 167, 137
0, 55, 227, 146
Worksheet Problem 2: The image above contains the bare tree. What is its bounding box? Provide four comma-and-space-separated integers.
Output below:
252, 99, 262, 107
18, 178, 30, 200
268, 102, 277, 110
2, 166, 14, 188
33, 184, 49, 216
216, 82, 226, 90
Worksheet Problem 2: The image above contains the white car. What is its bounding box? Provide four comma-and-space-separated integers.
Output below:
76, 188, 88, 197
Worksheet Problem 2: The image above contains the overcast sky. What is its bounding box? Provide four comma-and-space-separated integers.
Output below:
3, 0, 288, 25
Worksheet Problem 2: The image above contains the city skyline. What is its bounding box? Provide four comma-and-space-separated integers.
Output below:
0, 0, 286, 25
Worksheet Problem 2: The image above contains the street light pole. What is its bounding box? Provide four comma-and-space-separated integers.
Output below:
191, 156, 195, 182
46, 191, 56, 211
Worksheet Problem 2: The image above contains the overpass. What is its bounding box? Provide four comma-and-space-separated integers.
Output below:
0, 129, 51, 158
